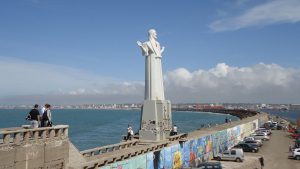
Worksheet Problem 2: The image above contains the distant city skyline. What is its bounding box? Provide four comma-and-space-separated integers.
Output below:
1, 0, 300, 104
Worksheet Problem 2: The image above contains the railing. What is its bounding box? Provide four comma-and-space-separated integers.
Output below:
81, 141, 170, 169
168, 133, 188, 141
0, 125, 69, 145
81, 140, 139, 157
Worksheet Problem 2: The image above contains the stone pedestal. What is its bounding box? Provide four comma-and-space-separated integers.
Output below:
139, 100, 172, 141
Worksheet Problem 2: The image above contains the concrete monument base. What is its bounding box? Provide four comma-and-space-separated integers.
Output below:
139, 100, 172, 141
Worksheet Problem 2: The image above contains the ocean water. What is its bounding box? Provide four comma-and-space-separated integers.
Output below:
261, 109, 300, 123
1, 109, 237, 150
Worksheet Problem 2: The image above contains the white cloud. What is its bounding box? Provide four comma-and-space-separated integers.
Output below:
209, 0, 300, 32
0, 57, 116, 96
1, 57, 299, 104
164, 63, 300, 103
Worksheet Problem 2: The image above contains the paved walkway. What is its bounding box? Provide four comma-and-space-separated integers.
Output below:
247, 129, 300, 169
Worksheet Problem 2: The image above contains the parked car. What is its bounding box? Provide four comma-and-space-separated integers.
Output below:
254, 131, 268, 136
270, 124, 277, 130
277, 125, 283, 130
290, 148, 300, 160
256, 129, 272, 135
234, 143, 259, 153
251, 133, 270, 141
280, 120, 285, 124
215, 148, 244, 162
184, 162, 222, 169
244, 136, 263, 143
242, 140, 263, 147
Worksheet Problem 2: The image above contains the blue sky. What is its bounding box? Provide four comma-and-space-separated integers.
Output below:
1, 0, 300, 104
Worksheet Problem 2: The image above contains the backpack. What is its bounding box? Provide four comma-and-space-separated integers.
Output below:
42, 110, 49, 121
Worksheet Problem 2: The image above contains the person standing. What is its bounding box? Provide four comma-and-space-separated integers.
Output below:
39, 104, 46, 127
127, 124, 132, 140
41, 104, 52, 127
172, 125, 178, 135
26, 104, 40, 129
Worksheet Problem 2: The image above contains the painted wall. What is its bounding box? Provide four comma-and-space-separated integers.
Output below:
100, 119, 259, 169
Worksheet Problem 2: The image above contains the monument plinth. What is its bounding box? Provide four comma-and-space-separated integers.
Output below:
137, 29, 172, 141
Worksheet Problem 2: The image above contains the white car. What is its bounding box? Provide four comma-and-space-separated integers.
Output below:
254, 131, 268, 136
250, 133, 270, 141
256, 129, 272, 135
291, 148, 300, 160
215, 148, 244, 162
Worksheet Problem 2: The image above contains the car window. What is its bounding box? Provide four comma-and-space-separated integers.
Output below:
231, 150, 236, 155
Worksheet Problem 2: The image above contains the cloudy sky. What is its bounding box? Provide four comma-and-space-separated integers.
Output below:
1, 0, 300, 104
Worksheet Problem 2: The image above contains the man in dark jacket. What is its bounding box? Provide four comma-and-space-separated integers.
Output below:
27, 104, 40, 128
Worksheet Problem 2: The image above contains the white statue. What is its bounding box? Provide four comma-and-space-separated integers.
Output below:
137, 29, 165, 101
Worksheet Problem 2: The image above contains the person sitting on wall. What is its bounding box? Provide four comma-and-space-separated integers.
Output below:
171, 125, 178, 136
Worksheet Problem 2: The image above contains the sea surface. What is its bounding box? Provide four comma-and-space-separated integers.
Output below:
0, 109, 240, 150
1, 109, 299, 151
261, 109, 300, 123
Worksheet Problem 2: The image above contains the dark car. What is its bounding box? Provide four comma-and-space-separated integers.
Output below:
243, 140, 263, 147
184, 162, 222, 169
234, 143, 259, 153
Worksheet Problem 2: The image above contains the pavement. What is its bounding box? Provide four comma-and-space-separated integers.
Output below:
246, 129, 300, 169
217, 129, 300, 169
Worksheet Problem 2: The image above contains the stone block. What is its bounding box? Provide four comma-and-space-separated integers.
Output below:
0, 145, 15, 169
15, 142, 45, 168
44, 139, 69, 163
15, 160, 44, 169
44, 159, 65, 169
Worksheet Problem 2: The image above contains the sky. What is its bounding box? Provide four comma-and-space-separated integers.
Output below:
0, 0, 300, 105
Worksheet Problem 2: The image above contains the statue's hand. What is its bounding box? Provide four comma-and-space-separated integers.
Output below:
137, 41, 142, 46
161, 46, 165, 53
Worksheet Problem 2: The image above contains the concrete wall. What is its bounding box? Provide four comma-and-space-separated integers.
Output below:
0, 125, 69, 169
99, 118, 263, 169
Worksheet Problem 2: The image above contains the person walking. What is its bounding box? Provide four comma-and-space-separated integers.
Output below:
259, 156, 264, 169
41, 104, 52, 127
26, 104, 40, 129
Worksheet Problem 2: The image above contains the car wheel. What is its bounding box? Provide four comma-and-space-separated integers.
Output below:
217, 157, 221, 161
296, 156, 300, 160
252, 149, 256, 153
236, 158, 242, 162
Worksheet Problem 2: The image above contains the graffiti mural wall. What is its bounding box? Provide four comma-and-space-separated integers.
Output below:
100, 119, 260, 169
99, 154, 148, 169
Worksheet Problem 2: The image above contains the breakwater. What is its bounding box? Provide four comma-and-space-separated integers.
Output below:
0, 111, 268, 169
172, 108, 259, 119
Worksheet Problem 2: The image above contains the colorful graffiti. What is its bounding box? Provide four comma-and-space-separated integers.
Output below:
100, 119, 260, 169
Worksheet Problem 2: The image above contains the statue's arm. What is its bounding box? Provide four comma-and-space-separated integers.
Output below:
137, 41, 148, 56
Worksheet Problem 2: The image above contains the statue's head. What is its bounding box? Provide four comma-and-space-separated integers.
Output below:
148, 29, 157, 39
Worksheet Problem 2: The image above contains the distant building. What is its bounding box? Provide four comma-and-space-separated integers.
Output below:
290, 104, 300, 110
